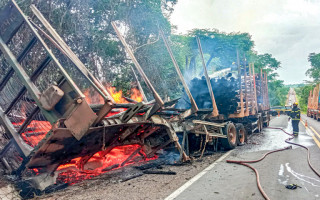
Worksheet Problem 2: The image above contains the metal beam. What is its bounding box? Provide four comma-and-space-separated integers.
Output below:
196, 36, 218, 117
0, 108, 32, 157
30, 5, 114, 103
5, 57, 51, 114
130, 66, 148, 103
111, 21, 164, 107
159, 29, 198, 113
0, 36, 57, 123
11, 0, 83, 98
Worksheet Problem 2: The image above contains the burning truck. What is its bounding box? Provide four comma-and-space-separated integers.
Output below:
0, 0, 270, 198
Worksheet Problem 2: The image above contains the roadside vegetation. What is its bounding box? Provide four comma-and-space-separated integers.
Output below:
294, 53, 320, 112
0, 0, 286, 105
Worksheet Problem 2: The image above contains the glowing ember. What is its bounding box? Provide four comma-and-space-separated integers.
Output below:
56, 144, 157, 184
13, 120, 51, 147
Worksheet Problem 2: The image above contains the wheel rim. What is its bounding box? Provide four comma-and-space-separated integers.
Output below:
239, 129, 245, 143
228, 125, 237, 144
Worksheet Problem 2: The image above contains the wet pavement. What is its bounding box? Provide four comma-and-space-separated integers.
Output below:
167, 115, 320, 200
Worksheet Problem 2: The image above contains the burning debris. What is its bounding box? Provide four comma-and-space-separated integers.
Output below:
0, 1, 270, 199
0, 1, 186, 198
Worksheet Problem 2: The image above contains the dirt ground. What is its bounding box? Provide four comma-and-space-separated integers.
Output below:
37, 152, 224, 200
1, 126, 268, 200
0, 131, 267, 200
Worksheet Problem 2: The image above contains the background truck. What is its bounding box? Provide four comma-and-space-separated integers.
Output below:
307, 84, 320, 120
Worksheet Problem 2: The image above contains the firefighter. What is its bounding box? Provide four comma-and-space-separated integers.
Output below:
289, 102, 301, 136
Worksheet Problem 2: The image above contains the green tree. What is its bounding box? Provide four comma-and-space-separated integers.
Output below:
306, 53, 320, 82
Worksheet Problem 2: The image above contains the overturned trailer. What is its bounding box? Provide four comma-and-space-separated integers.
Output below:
0, 0, 270, 197
0, 1, 186, 195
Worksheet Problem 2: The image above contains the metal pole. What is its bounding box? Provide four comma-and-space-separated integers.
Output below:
130, 66, 148, 103
196, 36, 218, 116
159, 29, 198, 113
111, 21, 164, 107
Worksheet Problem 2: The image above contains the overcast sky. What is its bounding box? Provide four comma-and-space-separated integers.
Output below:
170, 0, 320, 84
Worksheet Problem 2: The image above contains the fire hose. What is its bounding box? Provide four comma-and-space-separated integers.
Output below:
226, 126, 320, 200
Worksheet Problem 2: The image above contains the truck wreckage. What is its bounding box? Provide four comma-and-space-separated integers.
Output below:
0, 1, 270, 198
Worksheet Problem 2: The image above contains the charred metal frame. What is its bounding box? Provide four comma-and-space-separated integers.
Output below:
0, 1, 188, 185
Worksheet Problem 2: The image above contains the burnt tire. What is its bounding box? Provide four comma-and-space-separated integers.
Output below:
235, 123, 247, 146
220, 122, 237, 150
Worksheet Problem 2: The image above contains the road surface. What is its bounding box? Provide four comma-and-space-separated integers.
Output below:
166, 115, 320, 200
286, 88, 297, 106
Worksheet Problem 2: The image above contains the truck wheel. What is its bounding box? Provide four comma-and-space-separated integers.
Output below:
236, 123, 247, 146
220, 122, 237, 150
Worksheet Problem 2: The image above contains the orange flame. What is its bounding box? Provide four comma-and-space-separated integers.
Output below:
106, 87, 129, 103
131, 88, 143, 102
83, 84, 144, 104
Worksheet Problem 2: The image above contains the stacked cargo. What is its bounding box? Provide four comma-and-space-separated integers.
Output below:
307, 84, 320, 120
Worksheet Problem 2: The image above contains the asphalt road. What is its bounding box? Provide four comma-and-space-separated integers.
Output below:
286, 88, 297, 106
166, 115, 320, 200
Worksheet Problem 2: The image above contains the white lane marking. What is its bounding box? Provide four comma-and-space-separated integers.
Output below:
164, 150, 234, 200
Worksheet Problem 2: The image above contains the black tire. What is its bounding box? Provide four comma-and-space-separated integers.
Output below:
220, 122, 237, 150
236, 123, 247, 146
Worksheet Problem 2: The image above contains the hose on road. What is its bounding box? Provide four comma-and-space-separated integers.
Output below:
226, 126, 320, 200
